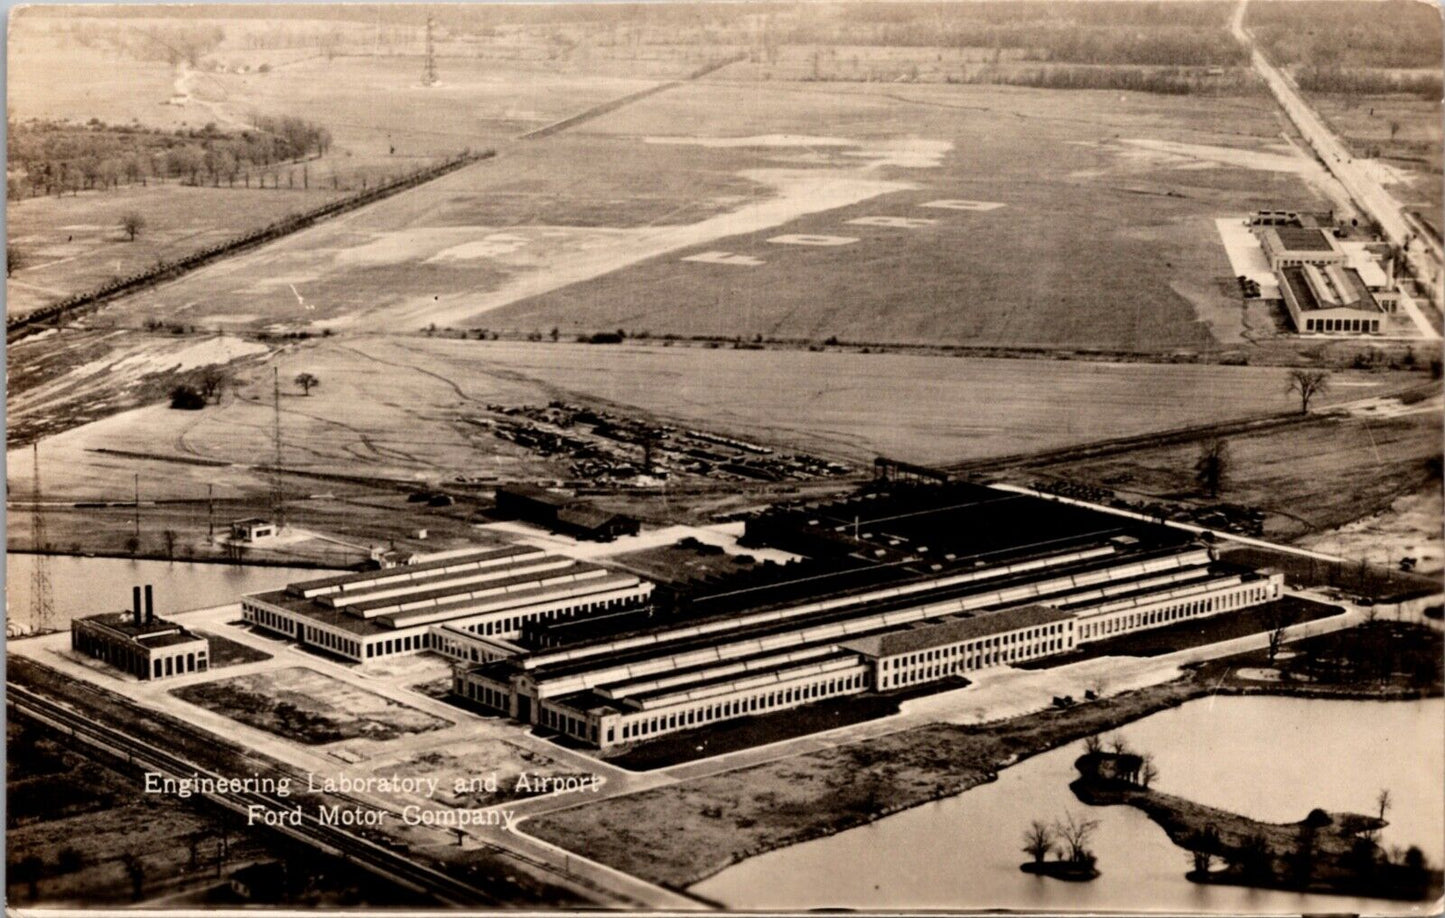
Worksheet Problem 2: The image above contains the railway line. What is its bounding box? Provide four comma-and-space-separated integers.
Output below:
6, 682, 505, 908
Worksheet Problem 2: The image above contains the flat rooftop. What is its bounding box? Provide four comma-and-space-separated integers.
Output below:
840, 604, 1073, 658
1270, 226, 1336, 252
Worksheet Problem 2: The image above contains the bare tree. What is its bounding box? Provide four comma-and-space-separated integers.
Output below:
1082, 734, 1103, 755
122, 852, 145, 901
198, 366, 229, 403
1022, 820, 1054, 865
1264, 602, 1298, 664
121, 211, 147, 241
1287, 369, 1330, 415
162, 529, 178, 559
1140, 752, 1159, 789
1377, 788, 1392, 822
293, 372, 319, 396
1194, 439, 1230, 499
1108, 734, 1130, 755
1054, 811, 1101, 864
6, 243, 22, 277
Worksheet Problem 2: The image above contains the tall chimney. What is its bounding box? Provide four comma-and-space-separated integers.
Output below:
132, 586, 143, 627
144, 585, 155, 624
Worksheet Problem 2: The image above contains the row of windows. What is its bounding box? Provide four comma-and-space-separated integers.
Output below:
616, 671, 868, 743
461, 678, 510, 712
878, 634, 1064, 689
457, 595, 638, 638
72, 629, 207, 680
1077, 583, 1273, 641
1304, 316, 1379, 334
539, 705, 596, 742
304, 626, 363, 660
365, 632, 425, 658
245, 603, 296, 637
152, 651, 206, 678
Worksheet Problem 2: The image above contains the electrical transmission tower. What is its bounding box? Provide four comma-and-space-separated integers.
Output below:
421, 15, 439, 86
30, 443, 55, 633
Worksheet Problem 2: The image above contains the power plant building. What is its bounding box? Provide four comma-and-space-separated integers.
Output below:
453, 484, 1284, 749
71, 585, 210, 680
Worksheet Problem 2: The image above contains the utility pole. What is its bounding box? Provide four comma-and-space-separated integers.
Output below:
134, 473, 141, 539
30, 443, 55, 633
208, 483, 215, 540
421, 15, 439, 87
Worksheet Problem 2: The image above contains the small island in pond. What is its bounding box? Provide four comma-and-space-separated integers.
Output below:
1019, 812, 1101, 881
1069, 747, 1444, 902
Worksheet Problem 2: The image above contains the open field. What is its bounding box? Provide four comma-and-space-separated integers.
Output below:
1007, 392, 1443, 542
171, 666, 450, 745
6, 335, 1418, 504
15, 72, 1340, 351
7, 186, 343, 317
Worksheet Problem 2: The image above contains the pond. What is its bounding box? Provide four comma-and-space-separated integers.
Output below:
6, 553, 336, 632
693, 695, 1445, 914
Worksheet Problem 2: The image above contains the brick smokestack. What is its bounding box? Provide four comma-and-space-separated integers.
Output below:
133, 586, 143, 626
144, 585, 155, 624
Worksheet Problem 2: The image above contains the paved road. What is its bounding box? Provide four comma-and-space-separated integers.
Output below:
1232, 0, 1442, 310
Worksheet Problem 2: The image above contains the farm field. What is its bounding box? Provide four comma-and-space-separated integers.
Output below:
171, 666, 450, 745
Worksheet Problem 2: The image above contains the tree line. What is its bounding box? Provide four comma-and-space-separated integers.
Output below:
7, 117, 331, 200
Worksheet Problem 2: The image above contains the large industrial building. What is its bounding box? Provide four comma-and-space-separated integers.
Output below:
241, 545, 655, 662
72, 585, 211, 680
452, 483, 1284, 749
1250, 211, 1398, 335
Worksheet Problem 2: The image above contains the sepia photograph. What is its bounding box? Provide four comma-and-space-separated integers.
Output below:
4, 0, 1442, 913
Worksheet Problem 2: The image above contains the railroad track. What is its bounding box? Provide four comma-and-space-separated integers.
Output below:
6, 683, 501, 908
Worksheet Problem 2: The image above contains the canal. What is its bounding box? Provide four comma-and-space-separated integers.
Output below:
693, 695, 1445, 914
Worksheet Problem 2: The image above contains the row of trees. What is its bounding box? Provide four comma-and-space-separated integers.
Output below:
7, 119, 331, 199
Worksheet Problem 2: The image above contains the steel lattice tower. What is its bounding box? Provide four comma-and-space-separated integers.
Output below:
422, 15, 439, 86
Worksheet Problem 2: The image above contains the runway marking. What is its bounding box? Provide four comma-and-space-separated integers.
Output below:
923, 199, 1006, 211
847, 216, 938, 228
767, 234, 859, 246
682, 250, 764, 266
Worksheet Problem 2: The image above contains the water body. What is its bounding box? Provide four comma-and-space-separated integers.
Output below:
5, 553, 334, 631
693, 696, 1445, 915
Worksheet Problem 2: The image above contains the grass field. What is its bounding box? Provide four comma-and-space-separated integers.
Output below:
6, 185, 343, 317
171, 667, 449, 745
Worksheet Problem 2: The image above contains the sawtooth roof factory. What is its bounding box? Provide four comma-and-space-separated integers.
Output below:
452, 483, 1283, 750
1249, 211, 1400, 335
240, 545, 654, 663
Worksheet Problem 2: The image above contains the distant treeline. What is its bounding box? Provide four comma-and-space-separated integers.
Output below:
7, 149, 492, 337
1295, 66, 1442, 100
957, 64, 1257, 96
7, 117, 331, 199
25, 1, 1248, 68
1248, 0, 1442, 70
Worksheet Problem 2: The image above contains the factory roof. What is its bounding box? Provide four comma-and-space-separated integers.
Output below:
76, 611, 203, 645
1281, 265, 1380, 314
1267, 226, 1337, 253
287, 545, 540, 594
839, 604, 1073, 658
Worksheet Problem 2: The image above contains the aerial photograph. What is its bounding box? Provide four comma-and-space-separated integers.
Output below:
4, 0, 1442, 913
